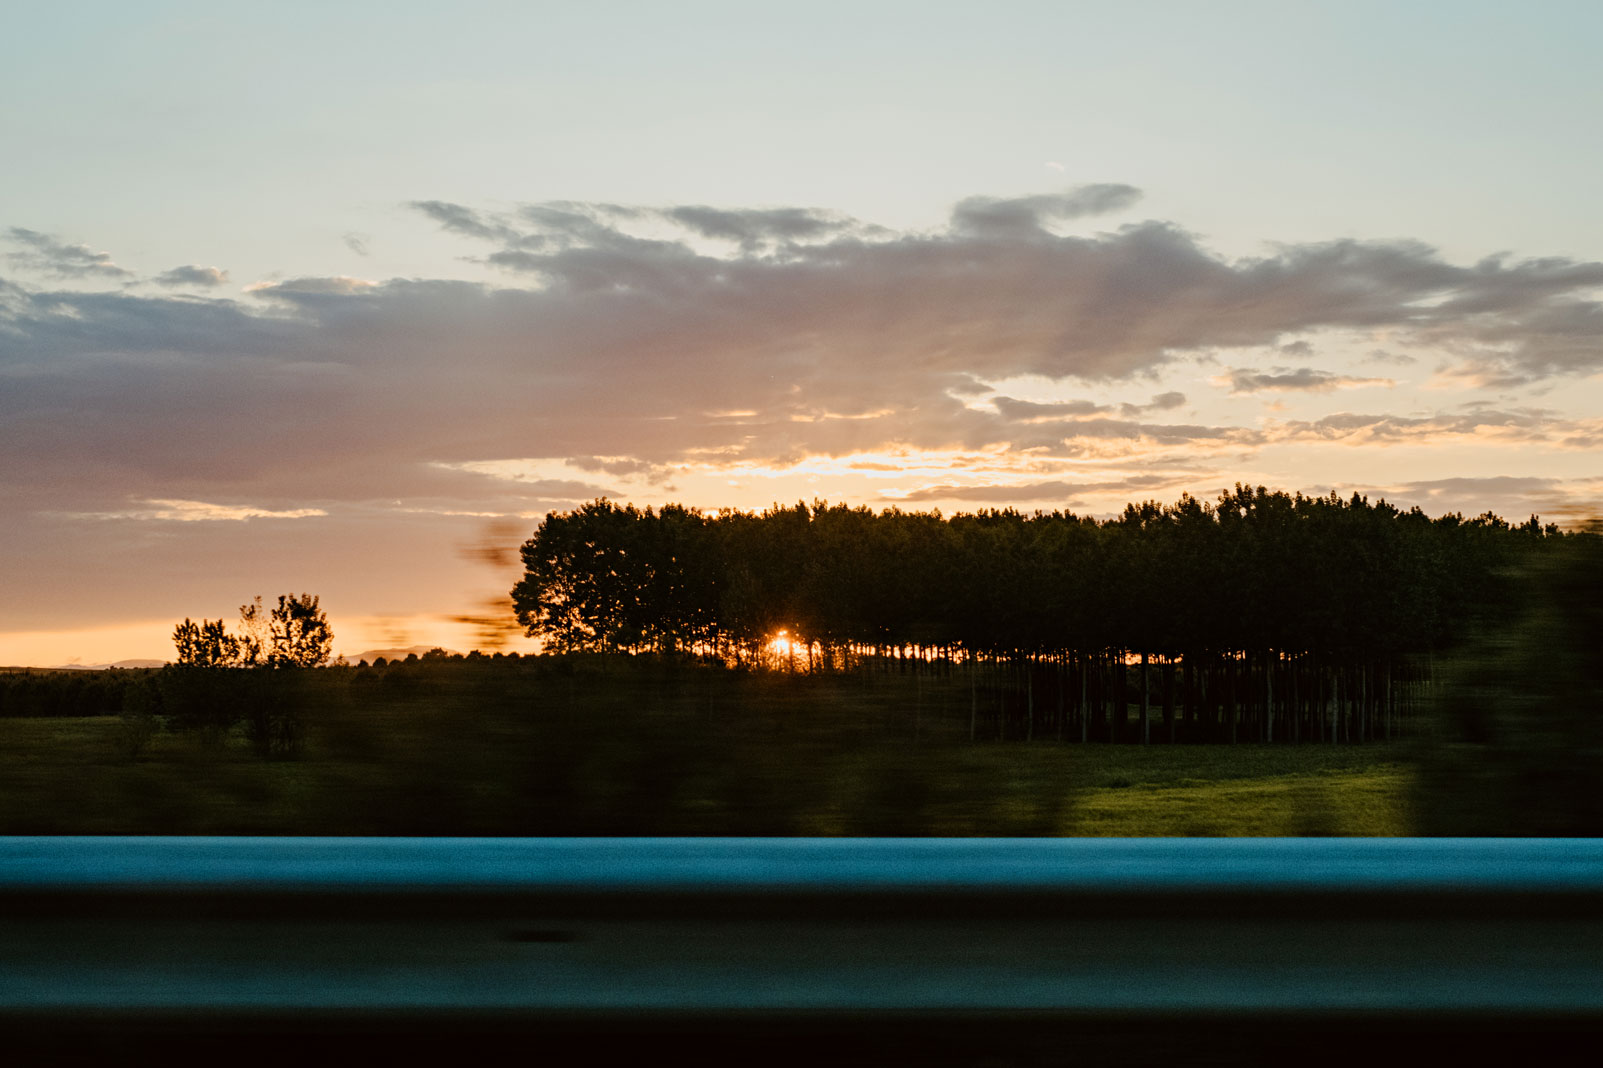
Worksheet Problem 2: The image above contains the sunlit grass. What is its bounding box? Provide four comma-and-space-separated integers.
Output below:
1063, 762, 1415, 836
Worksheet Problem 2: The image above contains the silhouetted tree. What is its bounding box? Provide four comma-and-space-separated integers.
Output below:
172, 618, 241, 667
265, 593, 334, 668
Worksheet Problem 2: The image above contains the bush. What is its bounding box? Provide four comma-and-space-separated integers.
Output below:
1415, 528, 1603, 834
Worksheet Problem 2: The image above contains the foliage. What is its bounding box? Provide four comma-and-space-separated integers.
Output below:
114, 675, 161, 760
0, 668, 136, 718
172, 618, 242, 667
172, 594, 333, 669
511, 490, 1558, 664
158, 593, 333, 757
265, 594, 334, 668
1414, 525, 1603, 834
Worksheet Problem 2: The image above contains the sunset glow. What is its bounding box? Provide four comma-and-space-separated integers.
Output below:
4, 3, 1602, 666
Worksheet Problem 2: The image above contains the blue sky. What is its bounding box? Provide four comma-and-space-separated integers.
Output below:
4, 1, 1602, 663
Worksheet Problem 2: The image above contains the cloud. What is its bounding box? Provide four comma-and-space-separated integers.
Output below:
407, 191, 1603, 392
1119, 391, 1187, 416
948, 184, 1143, 236
991, 397, 1111, 421
567, 455, 667, 478
428, 465, 619, 499
246, 275, 378, 298
1393, 475, 1558, 502
665, 205, 863, 251
1271, 406, 1559, 444
5, 228, 132, 279
892, 480, 1086, 503
70, 499, 328, 522
409, 200, 510, 242
1354, 476, 1603, 526
6, 185, 1603, 526
1364, 349, 1417, 366
343, 233, 370, 256
1218, 367, 1395, 393
889, 473, 1186, 504
153, 265, 229, 288
987, 395, 1244, 452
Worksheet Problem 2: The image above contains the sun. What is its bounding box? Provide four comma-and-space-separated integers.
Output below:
767, 629, 798, 658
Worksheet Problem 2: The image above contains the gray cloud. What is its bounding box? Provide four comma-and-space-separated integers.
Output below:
410, 192, 1603, 389
1119, 391, 1188, 416
992, 397, 1111, 421
949, 185, 1143, 237
665, 205, 864, 251
153, 265, 229, 288
987, 395, 1242, 452
1273, 407, 1558, 443
249, 276, 377, 300
5, 228, 132, 279
5, 187, 1603, 523
409, 200, 510, 242
1222, 367, 1394, 393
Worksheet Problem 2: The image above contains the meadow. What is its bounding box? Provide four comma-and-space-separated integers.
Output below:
0, 660, 1414, 836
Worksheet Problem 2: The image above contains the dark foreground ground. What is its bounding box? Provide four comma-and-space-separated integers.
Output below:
1, 660, 1414, 835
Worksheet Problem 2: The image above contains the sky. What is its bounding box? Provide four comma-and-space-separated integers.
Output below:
4, 0, 1602, 665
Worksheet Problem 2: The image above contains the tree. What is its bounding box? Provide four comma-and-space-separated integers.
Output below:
171, 595, 333, 669
265, 593, 334, 668
172, 618, 242, 667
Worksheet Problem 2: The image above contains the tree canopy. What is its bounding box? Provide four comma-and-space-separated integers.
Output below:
511, 487, 1558, 666
172, 594, 333, 668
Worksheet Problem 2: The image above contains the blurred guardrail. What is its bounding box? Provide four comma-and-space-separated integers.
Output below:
4, 838, 1602, 1062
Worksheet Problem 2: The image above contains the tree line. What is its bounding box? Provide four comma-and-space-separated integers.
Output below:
512, 487, 1564, 743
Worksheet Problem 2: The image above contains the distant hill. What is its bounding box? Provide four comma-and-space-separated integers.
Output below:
34, 657, 167, 667
347, 646, 463, 664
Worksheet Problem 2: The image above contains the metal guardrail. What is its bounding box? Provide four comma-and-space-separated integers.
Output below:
4, 838, 1602, 1059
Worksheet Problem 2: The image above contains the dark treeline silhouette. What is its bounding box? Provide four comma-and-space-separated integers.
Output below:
0, 668, 143, 719
513, 486, 1563, 744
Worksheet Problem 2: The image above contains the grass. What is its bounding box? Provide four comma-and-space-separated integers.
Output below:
0, 702, 1416, 835
1064, 755, 1414, 836
1045, 744, 1414, 835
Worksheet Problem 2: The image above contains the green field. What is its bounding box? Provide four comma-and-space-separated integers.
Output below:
1062, 747, 1413, 836
0, 702, 1414, 836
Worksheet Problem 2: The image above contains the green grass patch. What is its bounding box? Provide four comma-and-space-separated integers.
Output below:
1063, 760, 1415, 836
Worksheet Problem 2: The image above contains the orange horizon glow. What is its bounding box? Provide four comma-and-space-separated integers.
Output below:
0, 613, 542, 670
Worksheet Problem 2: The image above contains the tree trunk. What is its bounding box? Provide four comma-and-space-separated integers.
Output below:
1079, 656, 1089, 744
1026, 659, 1035, 743
1139, 651, 1150, 746
969, 657, 977, 743
1266, 651, 1274, 744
